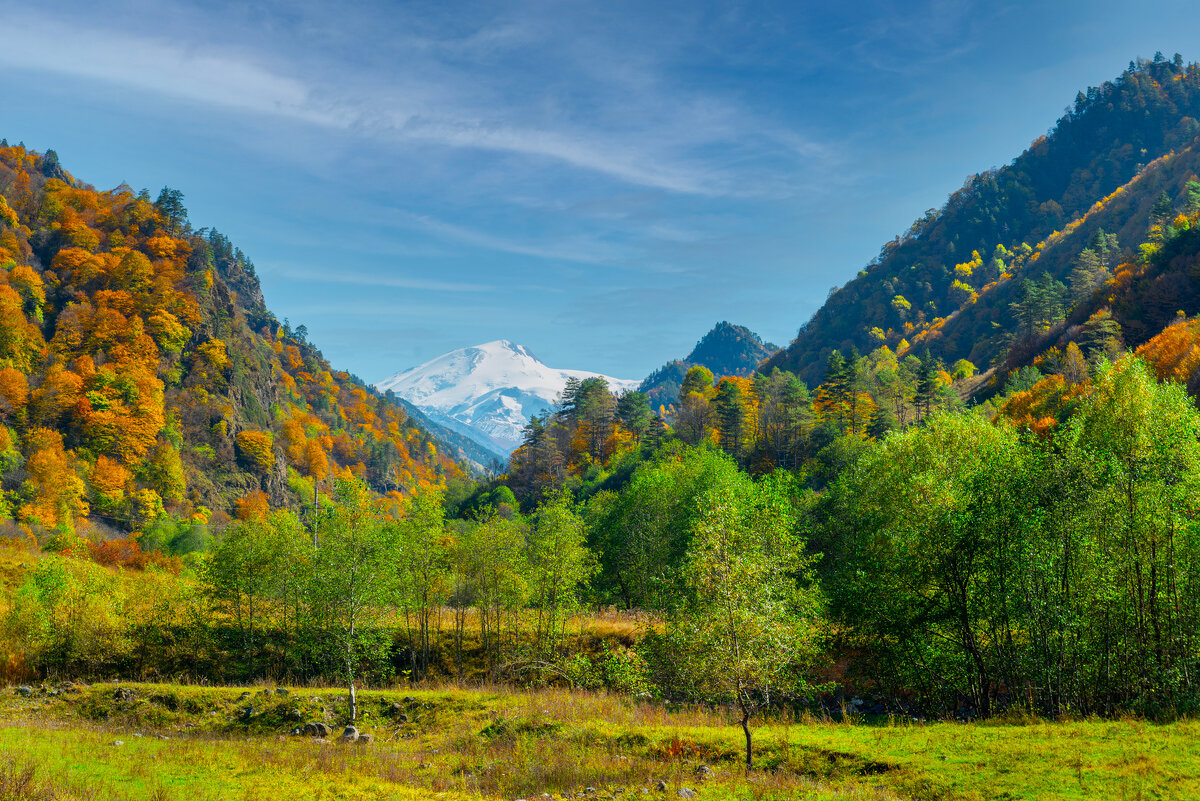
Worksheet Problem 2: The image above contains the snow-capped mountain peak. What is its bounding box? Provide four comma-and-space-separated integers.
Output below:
376, 341, 638, 455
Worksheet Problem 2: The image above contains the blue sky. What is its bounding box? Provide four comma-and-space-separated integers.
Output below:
2, 0, 1199, 381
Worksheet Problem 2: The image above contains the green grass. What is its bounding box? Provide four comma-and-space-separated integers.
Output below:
2, 682, 1197, 800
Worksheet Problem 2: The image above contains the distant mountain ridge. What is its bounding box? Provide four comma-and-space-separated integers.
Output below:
639, 322, 778, 408
376, 340, 639, 455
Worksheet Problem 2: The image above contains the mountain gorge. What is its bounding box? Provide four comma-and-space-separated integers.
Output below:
13, 45, 1200, 749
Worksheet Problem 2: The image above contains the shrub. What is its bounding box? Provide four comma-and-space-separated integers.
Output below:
236, 431, 275, 474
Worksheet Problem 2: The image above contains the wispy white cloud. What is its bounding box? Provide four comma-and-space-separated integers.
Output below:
384, 115, 721, 196
1, 16, 339, 126
286, 300, 512, 318
400, 212, 631, 265
0, 9, 832, 197
849, 0, 986, 73
265, 265, 494, 292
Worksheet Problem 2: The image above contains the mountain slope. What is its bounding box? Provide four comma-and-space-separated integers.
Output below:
386, 395, 503, 472
0, 143, 466, 538
377, 340, 639, 455
639, 322, 778, 408
764, 56, 1200, 384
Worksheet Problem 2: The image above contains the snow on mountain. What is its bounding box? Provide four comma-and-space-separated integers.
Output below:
375, 340, 639, 456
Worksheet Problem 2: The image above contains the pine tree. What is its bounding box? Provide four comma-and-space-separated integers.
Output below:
844, 346, 867, 435
1152, 190, 1174, 223
714, 379, 747, 464
154, 186, 189, 234
823, 350, 850, 431
616, 390, 653, 444
867, 404, 896, 440
914, 351, 939, 421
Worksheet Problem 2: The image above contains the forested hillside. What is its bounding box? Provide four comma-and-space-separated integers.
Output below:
0, 143, 464, 546
451, 54, 1200, 721
766, 54, 1200, 384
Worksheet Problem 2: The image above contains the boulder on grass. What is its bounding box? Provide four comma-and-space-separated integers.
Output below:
302, 721, 332, 738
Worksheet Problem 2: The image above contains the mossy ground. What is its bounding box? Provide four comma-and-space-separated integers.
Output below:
1, 682, 1194, 800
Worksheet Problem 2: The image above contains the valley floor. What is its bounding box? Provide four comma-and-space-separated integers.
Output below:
1, 682, 1194, 800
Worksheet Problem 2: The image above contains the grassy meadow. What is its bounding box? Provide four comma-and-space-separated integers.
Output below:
1, 681, 1195, 800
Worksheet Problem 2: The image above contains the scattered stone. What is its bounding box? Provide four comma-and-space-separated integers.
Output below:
288, 708, 304, 721
240, 707, 255, 721
111, 740, 124, 747
694, 765, 713, 780
397, 713, 409, 723
655, 780, 668, 792
155, 734, 170, 740
677, 789, 696, 799
338, 725, 360, 743
15, 686, 32, 697
402, 696, 415, 703
356, 733, 373, 745
585, 788, 597, 795
112, 687, 136, 702
275, 687, 289, 696
302, 722, 332, 737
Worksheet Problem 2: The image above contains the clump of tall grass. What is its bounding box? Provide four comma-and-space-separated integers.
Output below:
0, 758, 99, 800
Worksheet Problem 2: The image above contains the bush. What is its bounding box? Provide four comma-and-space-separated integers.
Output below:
235, 430, 275, 474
